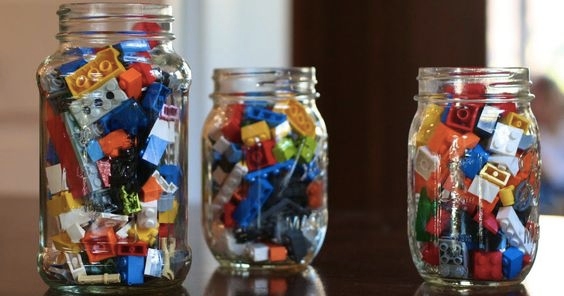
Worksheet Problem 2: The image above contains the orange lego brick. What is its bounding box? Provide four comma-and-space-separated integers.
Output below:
306, 180, 324, 209
277, 98, 315, 137
119, 67, 143, 99
98, 129, 133, 158
268, 244, 288, 262
141, 176, 163, 202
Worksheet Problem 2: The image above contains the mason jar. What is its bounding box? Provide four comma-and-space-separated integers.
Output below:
36, 3, 191, 293
407, 67, 541, 286
201, 67, 328, 271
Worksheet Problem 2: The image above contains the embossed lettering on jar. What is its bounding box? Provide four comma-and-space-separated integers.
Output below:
36, 3, 191, 293
407, 67, 541, 287
202, 68, 328, 271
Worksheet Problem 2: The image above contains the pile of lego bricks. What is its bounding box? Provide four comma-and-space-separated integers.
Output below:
40, 38, 186, 285
412, 83, 539, 281
206, 98, 326, 265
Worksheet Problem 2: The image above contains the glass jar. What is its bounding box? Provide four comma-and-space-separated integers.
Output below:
36, 3, 191, 293
201, 67, 328, 271
408, 67, 541, 287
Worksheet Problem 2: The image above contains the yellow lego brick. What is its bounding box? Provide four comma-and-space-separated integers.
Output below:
128, 225, 159, 246
415, 104, 444, 146
51, 232, 81, 253
47, 191, 82, 217
499, 185, 515, 206
276, 98, 315, 137
241, 120, 271, 146
502, 112, 530, 133
479, 163, 511, 187
65, 47, 126, 97
158, 199, 179, 224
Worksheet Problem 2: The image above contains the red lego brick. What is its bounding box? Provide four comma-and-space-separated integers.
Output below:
130, 62, 156, 87
158, 223, 174, 237
221, 104, 244, 143
307, 180, 324, 209
222, 201, 237, 228
421, 242, 439, 266
245, 140, 277, 171
445, 104, 481, 132
473, 211, 499, 234
116, 241, 148, 256
473, 251, 503, 280
45, 103, 86, 198
425, 208, 451, 237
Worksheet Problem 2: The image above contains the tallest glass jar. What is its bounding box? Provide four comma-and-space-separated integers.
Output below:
202, 67, 328, 271
408, 68, 541, 287
36, 3, 191, 293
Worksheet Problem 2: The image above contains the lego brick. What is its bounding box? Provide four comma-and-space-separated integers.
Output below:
479, 163, 510, 187
140, 135, 169, 166
233, 177, 274, 228
117, 255, 145, 285
149, 118, 176, 143
245, 140, 277, 171
488, 154, 520, 176
65, 47, 126, 97
273, 137, 297, 162
445, 103, 481, 132
475, 105, 502, 135
247, 243, 269, 262
414, 146, 440, 181
144, 248, 163, 277
438, 238, 469, 278
502, 246, 524, 279
473, 251, 503, 280
468, 175, 500, 203
244, 105, 287, 127
98, 99, 148, 136
45, 164, 68, 194
98, 129, 133, 158
47, 191, 81, 217
59, 207, 91, 231
118, 67, 143, 99
499, 185, 515, 206
282, 228, 310, 262
496, 206, 533, 254
141, 175, 164, 202
221, 103, 244, 143
141, 82, 171, 123
460, 144, 489, 178
158, 199, 179, 224
488, 123, 523, 156
214, 163, 248, 206
241, 120, 272, 146
129, 63, 156, 86
502, 112, 530, 132
137, 200, 158, 229
68, 78, 129, 128
82, 226, 118, 262
116, 241, 148, 256
298, 136, 317, 163
415, 104, 444, 146
268, 244, 288, 262
271, 120, 292, 142
278, 98, 315, 137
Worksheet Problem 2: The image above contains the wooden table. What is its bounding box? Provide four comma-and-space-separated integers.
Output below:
1, 196, 561, 295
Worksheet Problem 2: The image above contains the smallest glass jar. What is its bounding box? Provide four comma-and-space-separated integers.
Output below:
201, 67, 328, 271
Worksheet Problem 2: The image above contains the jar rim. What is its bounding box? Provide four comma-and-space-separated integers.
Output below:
58, 3, 172, 17
211, 67, 319, 100
416, 67, 533, 103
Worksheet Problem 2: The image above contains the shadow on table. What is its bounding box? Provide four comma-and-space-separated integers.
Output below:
204, 265, 325, 295
414, 282, 528, 296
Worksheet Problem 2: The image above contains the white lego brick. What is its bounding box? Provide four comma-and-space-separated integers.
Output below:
59, 207, 91, 231
66, 223, 86, 243
116, 221, 133, 239
149, 118, 176, 143
414, 146, 440, 180
468, 175, 500, 203
65, 252, 87, 281
496, 206, 533, 254
212, 135, 231, 154
138, 200, 158, 229
488, 123, 523, 156
246, 243, 269, 262
96, 212, 129, 228
272, 121, 292, 142
213, 163, 248, 206
45, 164, 68, 194
144, 248, 163, 277
487, 154, 520, 176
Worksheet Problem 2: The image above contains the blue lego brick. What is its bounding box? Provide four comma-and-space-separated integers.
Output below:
158, 164, 182, 186
460, 144, 489, 178
140, 135, 169, 166
46, 140, 60, 164
99, 99, 148, 135
86, 140, 105, 162
502, 246, 524, 279
225, 143, 243, 163
141, 83, 171, 123
244, 105, 287, 127
59, 58, 88, 75
244, 160, 294, 182
518, 134, 535, 150
233, 178, 274, 228
115, 39, 151, 54
440, 105, 451, 123
117, 255, 145, 285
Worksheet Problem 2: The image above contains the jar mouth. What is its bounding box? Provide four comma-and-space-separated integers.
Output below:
416, 67, 533, 103
56, 3, 174, 42
211, 67, 319, 99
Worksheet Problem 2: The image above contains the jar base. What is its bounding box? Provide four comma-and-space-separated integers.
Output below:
44, 280, 187, 295
216, 260, 309, 275
420, 275, 524, 288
